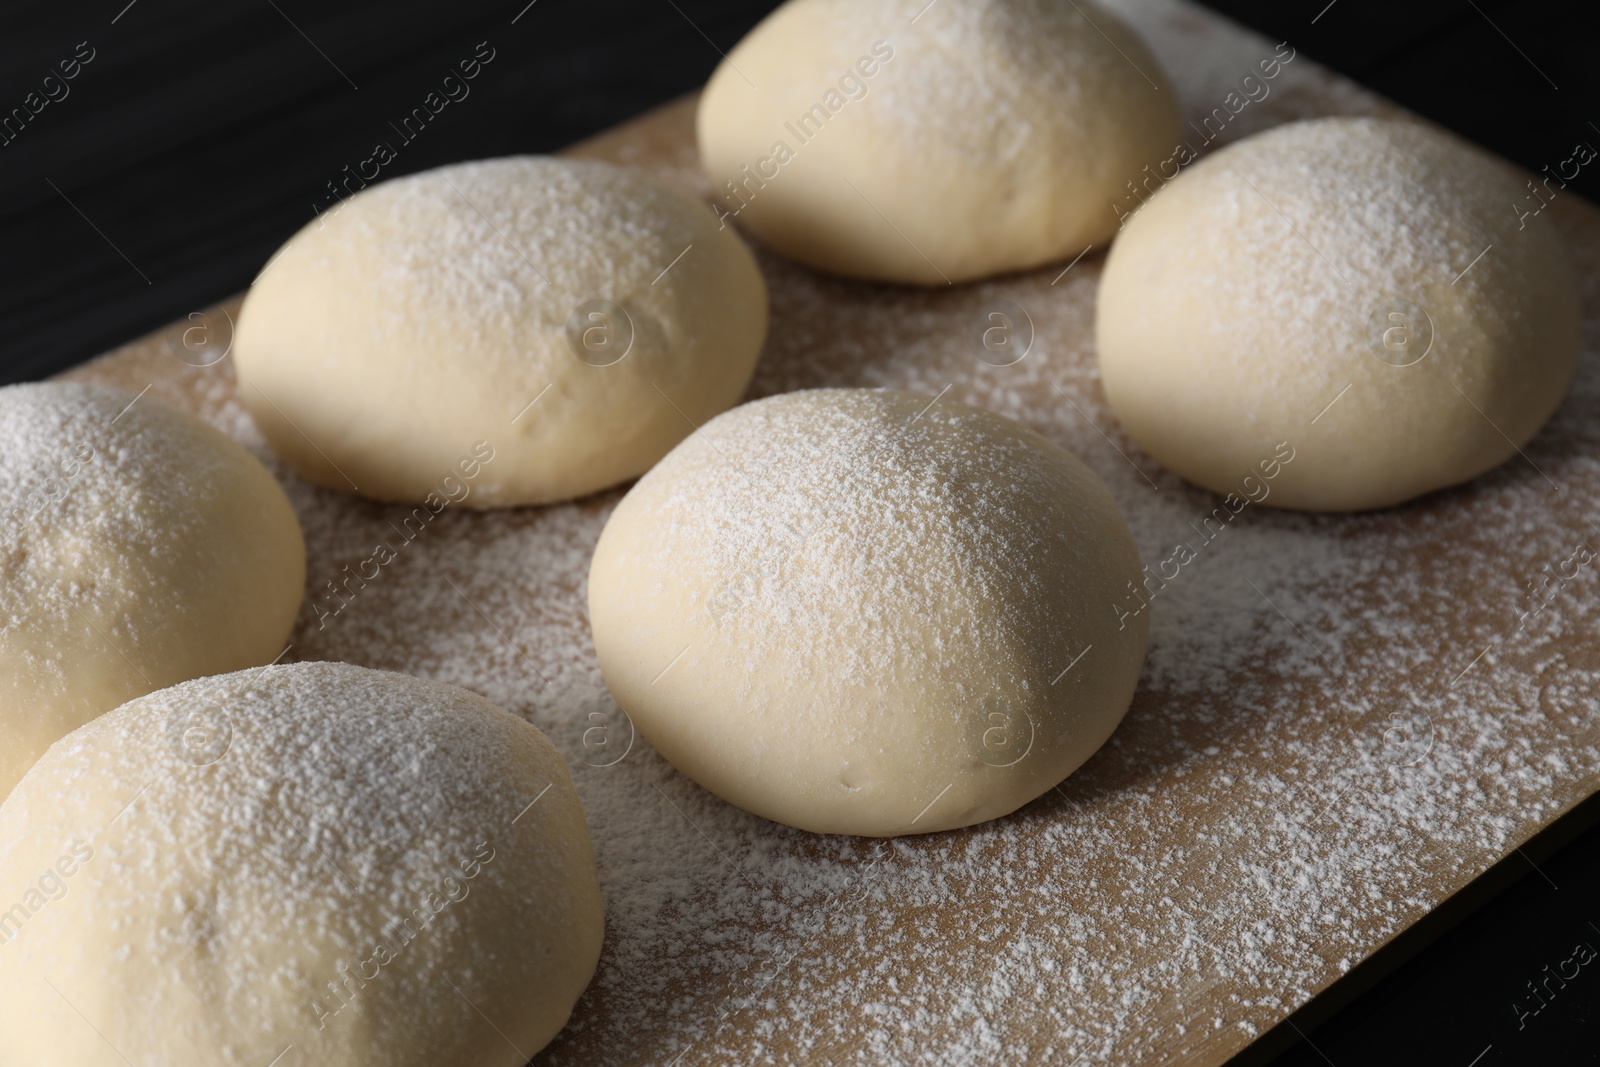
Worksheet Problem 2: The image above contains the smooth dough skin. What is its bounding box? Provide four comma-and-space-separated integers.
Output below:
235, 156, 767, 507
1096, 116, 1582, 512
0, 663, 604, 1067
588, 389, 1149, 837
0, 382, 304, 801
696, 0, 1182, 285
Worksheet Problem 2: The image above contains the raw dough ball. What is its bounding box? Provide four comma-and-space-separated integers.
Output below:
697, 0, 1181, 285
0, 382, 304, 801
588, 388, 1148, 836
235, 157, 768, 507
1096, 116, 1581, 511
0, 662, 603, 1067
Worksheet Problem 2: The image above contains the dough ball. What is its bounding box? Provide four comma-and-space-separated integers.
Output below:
588, 388, 1148, 836
0, 662, 603, 1067
0, 382, 304, 801
1096, 116, 1581, 511
235, 157, 768, 507
697, 0, 1181, 285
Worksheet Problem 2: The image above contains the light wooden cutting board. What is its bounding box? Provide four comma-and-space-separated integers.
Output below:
59, 0, 1600, 1062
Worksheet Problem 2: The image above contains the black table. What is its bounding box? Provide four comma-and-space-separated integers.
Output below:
2, 2, 1596, 1062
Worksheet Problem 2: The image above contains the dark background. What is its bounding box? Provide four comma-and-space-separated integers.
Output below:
2, 1, 1596, 1062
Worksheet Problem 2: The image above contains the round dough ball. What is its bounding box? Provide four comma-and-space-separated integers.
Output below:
0, 382, 304, 801
588, 388, 1148, 836
235, 157, 768, 507
697, 0, 1181, 285
0, 662, 603, 1067
1096, 116, 1581, 511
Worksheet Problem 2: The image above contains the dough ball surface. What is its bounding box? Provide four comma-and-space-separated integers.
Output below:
0, 662, 603, 1067
0, 382, 304, 801
588, 388, 1148, 836
236, 157, 768, 507
697, 0, 1181, 285
1096, 116, 1581, 511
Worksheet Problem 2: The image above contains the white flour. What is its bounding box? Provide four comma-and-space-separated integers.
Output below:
63, 0, 1600, 1062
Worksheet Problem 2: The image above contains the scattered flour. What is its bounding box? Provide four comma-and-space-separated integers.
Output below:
56, 0, 1600, 1062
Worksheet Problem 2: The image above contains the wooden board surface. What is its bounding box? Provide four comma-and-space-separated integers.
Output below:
60, 0, 1600, 1062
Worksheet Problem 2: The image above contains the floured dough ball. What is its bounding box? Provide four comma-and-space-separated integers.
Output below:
235, 157, 767, 507
1097, 116, 1581, 511
0, 662, 603, 1067
0, 382, 304, 800
589, 388, 1148, 836
696, 0, 1181, 285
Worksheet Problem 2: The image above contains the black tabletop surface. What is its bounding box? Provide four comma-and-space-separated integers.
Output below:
2, 2, 1596, 1063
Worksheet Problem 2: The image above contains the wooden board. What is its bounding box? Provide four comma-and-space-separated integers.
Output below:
59, 0, 1600, 1062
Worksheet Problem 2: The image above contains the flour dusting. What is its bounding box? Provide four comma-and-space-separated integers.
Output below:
56, 0, 1600, 1062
